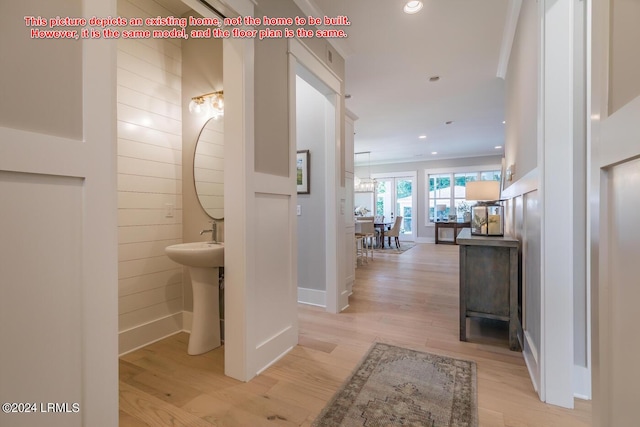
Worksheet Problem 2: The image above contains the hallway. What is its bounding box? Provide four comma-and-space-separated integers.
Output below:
119, 244, 591, 426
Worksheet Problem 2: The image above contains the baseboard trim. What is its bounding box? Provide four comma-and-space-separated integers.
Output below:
118, 313, 183, 356
182, 310, 193, 333
298, 287, 326, 307
416, 237, 434, 244
523, 331, 541, 398
573, 365, 592, 400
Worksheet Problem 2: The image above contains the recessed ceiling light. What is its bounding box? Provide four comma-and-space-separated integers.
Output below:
404, 1, 423, 14
431, 151, 438, 155
502, 121, 506, 124
429, 76, 440, 82
419, 135, 427, 139
445, 121, 454, 125
495, 145, 502, 149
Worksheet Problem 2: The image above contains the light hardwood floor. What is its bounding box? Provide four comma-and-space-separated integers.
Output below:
119, 243, 591, 426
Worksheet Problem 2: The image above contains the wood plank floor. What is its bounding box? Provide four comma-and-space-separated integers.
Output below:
119, 243, 592, 426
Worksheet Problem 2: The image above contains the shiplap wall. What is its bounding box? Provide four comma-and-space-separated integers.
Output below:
117, 0, 184, 353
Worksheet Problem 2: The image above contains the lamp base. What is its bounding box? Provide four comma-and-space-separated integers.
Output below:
471, 204, 504, 236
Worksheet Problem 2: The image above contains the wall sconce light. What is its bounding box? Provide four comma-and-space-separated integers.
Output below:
505, 164, 515, 182
189, 90, 224, 118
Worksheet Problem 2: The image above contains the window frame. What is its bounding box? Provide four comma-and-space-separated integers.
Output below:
424, 165, 501, 226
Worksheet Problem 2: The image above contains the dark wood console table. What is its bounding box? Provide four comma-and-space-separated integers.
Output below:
458, 228, 522, 351
435, 221, 470, 244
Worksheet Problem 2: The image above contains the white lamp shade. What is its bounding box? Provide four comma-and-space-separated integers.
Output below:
466, 181, 500, 201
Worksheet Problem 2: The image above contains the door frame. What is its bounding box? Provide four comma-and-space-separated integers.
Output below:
372, 171, 417, 242
288, 39, 346, 314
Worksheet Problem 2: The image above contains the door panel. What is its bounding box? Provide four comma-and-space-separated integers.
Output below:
0, 0, 118, 425
607, 158, 640, 426
592, 0, 640, 419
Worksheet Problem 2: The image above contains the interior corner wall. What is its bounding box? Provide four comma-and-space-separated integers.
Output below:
181, 16, 224, 313
504, 0, 539, 187
116, 0, 184, 354
296, 76, 327, 294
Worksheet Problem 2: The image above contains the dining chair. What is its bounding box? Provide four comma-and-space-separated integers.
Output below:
355, 217, 375, 261
373, 215, 384, 247
355, 235, 365, 266
386, 216, 403, 249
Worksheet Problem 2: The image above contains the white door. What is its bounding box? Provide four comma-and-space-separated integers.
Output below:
591, 0, 640, 424
0, 1, 118, 426
375, 175, 416, 241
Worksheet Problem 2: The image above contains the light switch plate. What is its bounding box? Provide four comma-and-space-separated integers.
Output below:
165, 203, 174, 218
297, 205, 301, 216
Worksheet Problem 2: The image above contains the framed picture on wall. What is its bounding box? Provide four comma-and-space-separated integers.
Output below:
297, 150, 310, 194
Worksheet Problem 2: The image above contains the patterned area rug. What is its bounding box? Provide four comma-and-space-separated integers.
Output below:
313, 343, 478, 427
373, 242, 416, 254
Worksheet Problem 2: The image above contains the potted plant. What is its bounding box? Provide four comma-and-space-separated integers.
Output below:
457, 202, 472, 222
355, 206, 370, 217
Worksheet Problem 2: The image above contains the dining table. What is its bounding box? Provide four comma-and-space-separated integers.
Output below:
373, 221, 393, 248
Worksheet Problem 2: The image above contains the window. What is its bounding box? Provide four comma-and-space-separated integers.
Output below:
427, 169, 500, 223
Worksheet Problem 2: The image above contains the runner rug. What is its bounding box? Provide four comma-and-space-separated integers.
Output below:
313, 343, 478, 427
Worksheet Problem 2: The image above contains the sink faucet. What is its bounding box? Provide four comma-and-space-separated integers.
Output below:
200, 220, 217, 243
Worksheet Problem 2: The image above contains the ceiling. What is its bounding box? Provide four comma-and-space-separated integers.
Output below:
158, 0, 510, 166
311, 0, 510, 165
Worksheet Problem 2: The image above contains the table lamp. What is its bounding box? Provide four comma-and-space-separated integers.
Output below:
466, 181, 503, 236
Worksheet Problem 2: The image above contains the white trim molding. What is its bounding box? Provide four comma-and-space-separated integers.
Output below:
298, 287, 327, 307
118, 313, 183, 355
293, 0, 353, 59
573, 364, 592, 400
497, 0, 524, 79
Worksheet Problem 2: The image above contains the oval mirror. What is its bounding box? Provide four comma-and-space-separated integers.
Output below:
194, 117, 224, 220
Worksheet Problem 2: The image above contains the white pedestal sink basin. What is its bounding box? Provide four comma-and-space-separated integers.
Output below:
165, 242, 224, 355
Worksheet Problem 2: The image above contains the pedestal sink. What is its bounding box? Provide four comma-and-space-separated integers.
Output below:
165, 242, 224, 355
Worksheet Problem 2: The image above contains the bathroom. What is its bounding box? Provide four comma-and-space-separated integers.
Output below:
116, 0, 348, 381
116, 0, 226, 358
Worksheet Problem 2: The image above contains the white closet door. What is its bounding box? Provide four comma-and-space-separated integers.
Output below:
0, 1, 118, 426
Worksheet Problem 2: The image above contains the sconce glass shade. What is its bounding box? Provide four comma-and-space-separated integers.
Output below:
189, 91, 224, 118
210, 94, 224, 118
189, 99, 204, 114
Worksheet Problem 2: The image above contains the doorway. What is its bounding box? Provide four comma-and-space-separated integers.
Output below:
295, 69, 335, 307
373, 173, 416, 241
288, 39, 347, 313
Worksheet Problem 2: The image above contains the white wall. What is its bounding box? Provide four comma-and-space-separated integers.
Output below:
504, 0, 588, 404
117, 0, 184, 353
504, 0, 539, 184
296, 76, 327, 296
181, 17, 224, 314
